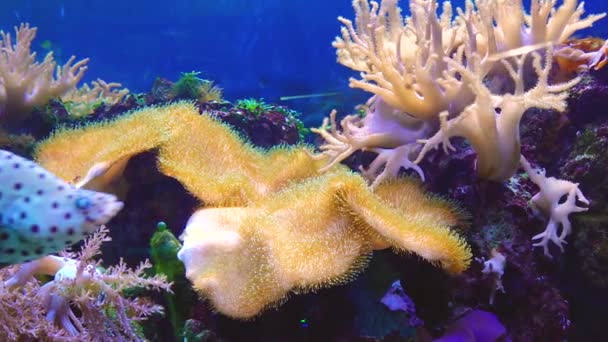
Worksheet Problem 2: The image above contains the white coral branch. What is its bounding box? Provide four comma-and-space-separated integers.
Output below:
521, 156, 589, 257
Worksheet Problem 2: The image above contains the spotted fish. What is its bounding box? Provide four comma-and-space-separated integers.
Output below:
0, 149, 123, 266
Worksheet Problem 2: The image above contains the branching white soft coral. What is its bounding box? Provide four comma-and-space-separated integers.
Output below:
334, 0, 603, 117
520, 157, 589, 257
415, 47, 579, 181
360, 144, 426, 187
0, 23, 89, 125
311, 96, 431, 186
334, 0, 470, 120
1, 226, 172, 341
315, 0, 604, 184
468, 0, 605, 55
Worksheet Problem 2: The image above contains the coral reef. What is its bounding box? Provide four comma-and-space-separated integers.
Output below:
1, 1, 608, 339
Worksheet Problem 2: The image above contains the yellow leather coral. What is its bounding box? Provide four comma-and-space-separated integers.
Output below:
35, 105, 168, 197
178, 171, 471, 319
37, 102, 327, 205
35, 102, 471, 319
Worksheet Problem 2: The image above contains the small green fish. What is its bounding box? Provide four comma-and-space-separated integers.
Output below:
0, 149, 123, 265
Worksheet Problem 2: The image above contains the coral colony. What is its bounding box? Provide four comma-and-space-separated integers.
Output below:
313, 0, 598, 251
35, 102, 471, 318
0, 0, 606, 340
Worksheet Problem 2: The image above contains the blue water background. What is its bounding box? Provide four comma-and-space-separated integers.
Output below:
1, 0, 607, 123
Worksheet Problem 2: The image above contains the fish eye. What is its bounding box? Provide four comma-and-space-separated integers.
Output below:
75, 197, 92, 209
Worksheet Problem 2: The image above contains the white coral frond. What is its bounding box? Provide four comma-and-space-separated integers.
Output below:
521, 157, 589, 257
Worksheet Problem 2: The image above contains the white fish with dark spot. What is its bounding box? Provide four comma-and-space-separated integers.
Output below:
0, 149, 123, 266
